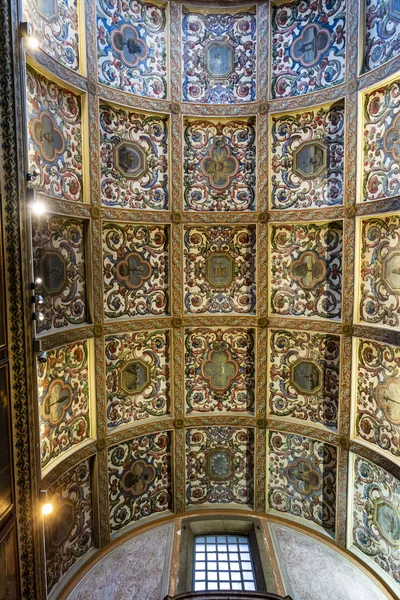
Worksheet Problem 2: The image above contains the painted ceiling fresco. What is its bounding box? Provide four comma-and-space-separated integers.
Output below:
99, 103, 169, 210
182, 8, 256, 104
268, 329, 340, 431
354, 338, 400, 460
37, 340, 91, 470
45, 459, 93, 593
350, 454, 400, 589
357, 213, 400, 329
184, 118, 256, 211
185, 327, 255, 414
105, 329, 171, 428
24, 0, 80, 71
267, 431, 337, 536
186, 427, 254, 507
270, 102, 344, 209
108, 432, 172, 532
363, 78, 400, 202
17, 1, 400, 597
364, 0, 400, 71
183, 225, 256, 314
96, 0, 167, 98
271, 0, 346, 98
26, 66, 83, 202
103, 223, 169, 319
269, 221, 343, 320
32, 214, 87, 334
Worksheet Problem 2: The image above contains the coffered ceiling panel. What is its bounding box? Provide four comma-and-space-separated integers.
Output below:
183, 117, 256, 212
24, 0, 81, 72
353, 337, 400, 460
185, 426, 254, 507
349, 454, 400, 590
99, 103, 169, 210
45, 459, 94, 593
102, 222, 169, 320
96, 0, 168, 98
270, 102, 344, 210
184, 327, 255, 415
183, 225, 256, 314
37, 340, 92, 470
181, 7, 257, 104
26, 65, 83, 202
271, 0, 346, 98
269, 221, 343, 320
32, 214, 87, 333
364, 0, 400, 72
357, 213, 400, 328
105, 329, 171, 428
363, 78, 400, 203
268, 328, 341, 431
108, 431, 173, 533
267, 431, 337, 537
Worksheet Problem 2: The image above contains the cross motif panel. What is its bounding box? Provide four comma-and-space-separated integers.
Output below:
271, 0, 346, 98
267, 431, 337, 536
185, 327, 255, 414
103, 223, 169, 320
108, 432, 172, 532
96, 0, 167, 99
37, 341, 91, 470
269, 221, 343, 320
184, 118, 256, 212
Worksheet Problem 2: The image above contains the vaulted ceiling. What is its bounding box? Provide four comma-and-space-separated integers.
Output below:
2, 0, 400, 597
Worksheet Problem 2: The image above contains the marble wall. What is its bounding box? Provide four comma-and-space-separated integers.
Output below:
67, 524, 174, 600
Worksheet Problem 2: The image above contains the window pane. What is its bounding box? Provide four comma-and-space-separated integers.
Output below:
196, 552, 205, 561
220, 582, 230, 590
194, 582, 206, 591
207, 552, 216, 561
244, 582, 256, 591
194, 534, 256, 593
232, 582, 243, 590
218, 552, 228, 561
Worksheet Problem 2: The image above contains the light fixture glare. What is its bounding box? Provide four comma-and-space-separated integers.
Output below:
30, 200, 46, 216
42, 502, 53, 516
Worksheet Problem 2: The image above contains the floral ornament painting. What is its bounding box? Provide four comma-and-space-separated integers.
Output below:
271, 0, 346, 98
